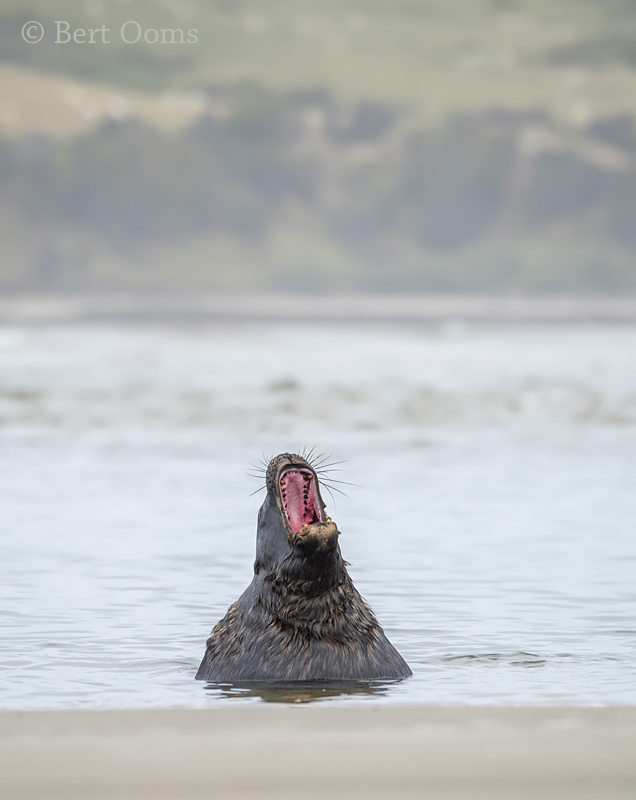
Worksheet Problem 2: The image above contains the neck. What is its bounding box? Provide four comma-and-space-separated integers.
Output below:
270, 545, 345, 596
263, 559, 356, 641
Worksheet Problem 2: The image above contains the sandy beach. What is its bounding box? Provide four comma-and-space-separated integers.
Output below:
1, 706, 635, 799
2, 293, 636, 325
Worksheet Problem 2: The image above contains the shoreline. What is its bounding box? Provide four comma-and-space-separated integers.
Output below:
2, 706, 635, 799
2, 292, 636, 325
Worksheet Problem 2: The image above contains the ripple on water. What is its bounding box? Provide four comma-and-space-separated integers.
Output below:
2, 323, 636, 708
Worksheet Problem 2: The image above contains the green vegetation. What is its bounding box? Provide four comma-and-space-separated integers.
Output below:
0, 0, 635, 292
1, 88, 635, 292
2, 0, 636, 121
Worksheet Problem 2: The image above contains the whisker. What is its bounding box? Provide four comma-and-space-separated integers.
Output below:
248, 485, 266, 496
320, 482, 348, 498
322, 483, 338, 509
309, 450, 331, 468
247, 462, 266, 474
314, 460, 349, 471
320, 478, 359, 488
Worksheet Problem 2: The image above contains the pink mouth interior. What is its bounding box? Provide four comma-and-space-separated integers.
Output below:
280, 469, 323, 534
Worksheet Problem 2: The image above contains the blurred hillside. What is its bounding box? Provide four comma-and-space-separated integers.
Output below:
1, 0, 636, 292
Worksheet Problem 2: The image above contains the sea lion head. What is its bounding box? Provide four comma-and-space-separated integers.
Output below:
253, 452, 341, 583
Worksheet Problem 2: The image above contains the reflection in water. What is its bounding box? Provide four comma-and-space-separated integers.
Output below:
204, 680, 393, 704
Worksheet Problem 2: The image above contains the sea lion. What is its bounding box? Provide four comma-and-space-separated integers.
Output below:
196, 452, 411, 682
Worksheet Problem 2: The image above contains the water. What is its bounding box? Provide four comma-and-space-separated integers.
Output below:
1, 321, 635, 708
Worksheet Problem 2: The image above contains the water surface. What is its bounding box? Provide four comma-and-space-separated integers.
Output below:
1, 322, 635, 708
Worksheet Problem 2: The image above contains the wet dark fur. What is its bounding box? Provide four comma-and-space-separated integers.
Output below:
196, 453, 411, 682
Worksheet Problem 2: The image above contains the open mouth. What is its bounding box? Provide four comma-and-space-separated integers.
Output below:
279, 468, 324, 534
